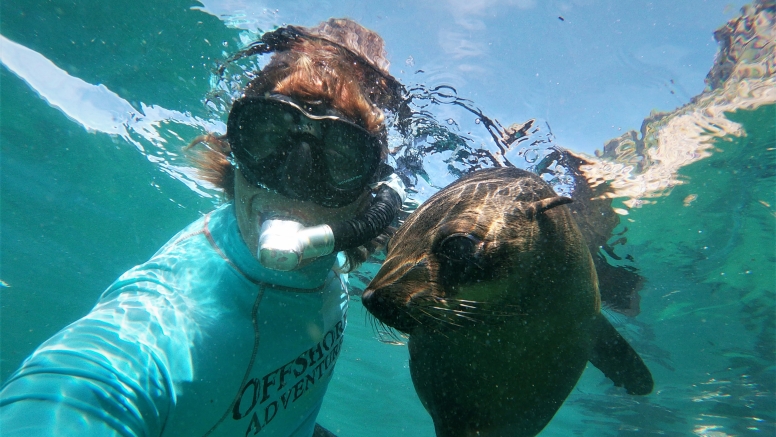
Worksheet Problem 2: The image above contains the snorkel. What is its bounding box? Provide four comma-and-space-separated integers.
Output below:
258, 174, 405, 271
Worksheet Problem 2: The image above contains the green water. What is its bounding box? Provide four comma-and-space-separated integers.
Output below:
1, 1, 775, 436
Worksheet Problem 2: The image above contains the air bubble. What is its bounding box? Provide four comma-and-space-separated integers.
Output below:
524, 149, 539, 163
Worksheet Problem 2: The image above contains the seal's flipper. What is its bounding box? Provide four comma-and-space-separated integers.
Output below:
313, 424, 337, 437
589, 314, 654, 395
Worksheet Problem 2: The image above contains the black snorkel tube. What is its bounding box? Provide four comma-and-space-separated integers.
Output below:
257, 175, 405, 271
330, 180, 403, 252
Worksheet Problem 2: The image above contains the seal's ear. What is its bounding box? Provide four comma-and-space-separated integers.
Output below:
526, 196, 573, 220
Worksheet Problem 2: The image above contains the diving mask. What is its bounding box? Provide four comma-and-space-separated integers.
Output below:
227, 95, 383, 209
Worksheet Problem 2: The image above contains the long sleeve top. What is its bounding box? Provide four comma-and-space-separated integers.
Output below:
0, 202, 349, 437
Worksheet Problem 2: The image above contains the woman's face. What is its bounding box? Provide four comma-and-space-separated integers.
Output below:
233, 169, 370, 259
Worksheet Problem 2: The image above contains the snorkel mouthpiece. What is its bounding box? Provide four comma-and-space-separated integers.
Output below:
257, 177, 407, 271
258, 220, 336, 271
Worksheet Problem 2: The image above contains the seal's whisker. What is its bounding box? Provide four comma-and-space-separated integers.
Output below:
414, 308, 456, 340
457, 305, 525, 315
427, 306, 487, 326
382, 320, 403, 338
428, 306, 486, 318
365, 305, 374, 326
378, 328, 405, 343
418, 307, 463, 328
451, 312, 485, 324
472, 262, 487, 271
440, 298, 488, 305
433, 298, 518, 311
369, 314, 380, 334
384, 324, 406, 342
417, 296, 489, 309
416, 307, 448, 324
366, 312, 408, 344
405, 307, 424, 323
365, 309, 400, 339
415, 297, 528, 320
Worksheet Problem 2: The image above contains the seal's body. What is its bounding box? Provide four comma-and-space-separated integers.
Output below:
362, 168, 653, 437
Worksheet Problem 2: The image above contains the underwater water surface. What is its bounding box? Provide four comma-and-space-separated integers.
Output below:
1, 1, 774, 436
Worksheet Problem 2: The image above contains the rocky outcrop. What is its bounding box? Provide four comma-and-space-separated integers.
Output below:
705, 0, 776, 91
576, 0, 775, 208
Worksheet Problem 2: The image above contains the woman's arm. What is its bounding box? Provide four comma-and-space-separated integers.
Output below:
0, 286, 188, 437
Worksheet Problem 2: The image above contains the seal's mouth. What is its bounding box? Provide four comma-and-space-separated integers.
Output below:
363, 282, 530, 335
361, 286, 420, 334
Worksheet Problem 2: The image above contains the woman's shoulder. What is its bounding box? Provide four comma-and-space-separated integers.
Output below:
103, 204, 246, 295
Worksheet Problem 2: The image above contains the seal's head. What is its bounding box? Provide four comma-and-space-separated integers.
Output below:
362, 167, 598, 334
363, 168, 652, 437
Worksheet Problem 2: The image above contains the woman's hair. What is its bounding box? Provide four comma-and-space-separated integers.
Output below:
187, 18, 395, 270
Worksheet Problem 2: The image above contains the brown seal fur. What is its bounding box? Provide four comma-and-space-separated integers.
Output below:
362, 168, 653, 437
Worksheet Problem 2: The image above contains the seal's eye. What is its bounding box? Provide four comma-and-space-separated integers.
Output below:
434, 233, 488, 288
436, 234, 478, 263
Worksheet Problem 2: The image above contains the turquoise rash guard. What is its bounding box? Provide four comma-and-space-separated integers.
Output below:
0, 203, 349, 437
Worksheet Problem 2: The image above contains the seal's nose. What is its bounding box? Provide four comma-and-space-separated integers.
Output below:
361, 285, 385, 313
360, 287, 379, 314
360, 285, 418, 334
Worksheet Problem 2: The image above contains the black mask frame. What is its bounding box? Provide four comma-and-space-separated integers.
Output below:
227, 95, 384, 208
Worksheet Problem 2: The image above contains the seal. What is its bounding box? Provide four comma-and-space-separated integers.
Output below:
361, 167, 653, 437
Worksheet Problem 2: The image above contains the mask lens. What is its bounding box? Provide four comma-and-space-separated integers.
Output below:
323, 123, 377, 191
231, 99, 296, 163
